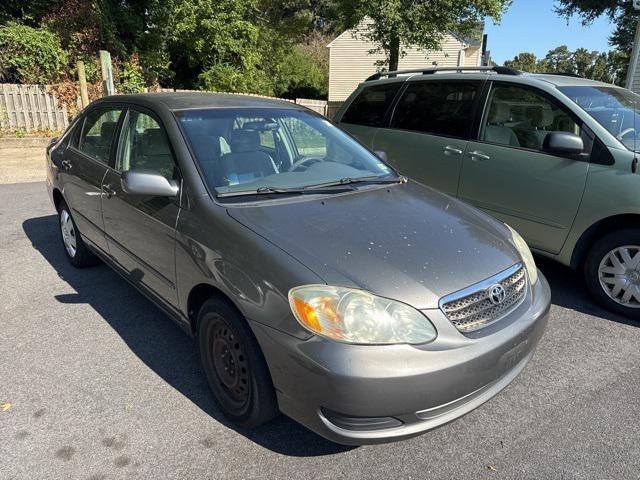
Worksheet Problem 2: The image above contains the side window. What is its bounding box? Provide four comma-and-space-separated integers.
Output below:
77, 108, 122, 162
341, 83, 402, 127
481, 85, 581, 151
118, 110, 177, 179
391, 81, 480, 138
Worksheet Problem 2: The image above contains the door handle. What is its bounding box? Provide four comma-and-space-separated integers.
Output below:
60, 159, 72, 170
468, 150, 491, 161
103, 184, 117, 197
443, 145, 463, 156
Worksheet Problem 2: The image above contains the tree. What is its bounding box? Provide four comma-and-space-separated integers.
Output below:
544, 46, 574, 74
346, 0, 511, 71
555, 0, 639, 80
502, 45, 626, 86
504, 52, 540, 73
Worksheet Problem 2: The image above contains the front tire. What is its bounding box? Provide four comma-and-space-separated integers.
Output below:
197, 298, 278, 427
58, 200, 99, 268
584, 229, 640, 319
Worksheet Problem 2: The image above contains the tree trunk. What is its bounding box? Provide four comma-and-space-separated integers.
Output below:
389, 35, 400, 72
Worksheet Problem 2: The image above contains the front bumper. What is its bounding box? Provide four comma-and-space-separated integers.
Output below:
251, 271, 550, 445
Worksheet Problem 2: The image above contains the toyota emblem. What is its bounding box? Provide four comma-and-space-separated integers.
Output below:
487, 284, 506, 305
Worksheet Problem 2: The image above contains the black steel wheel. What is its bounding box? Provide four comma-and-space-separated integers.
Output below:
197, 298, 278, 427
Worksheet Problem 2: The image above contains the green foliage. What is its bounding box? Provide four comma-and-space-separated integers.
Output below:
504, 52, 539, 72
0, 23, 68, 84
119, 56, 146, 93
199, 64, 274, 95
504, 45, 626, 86
555, 0, 638, 82
347, 0, 511, 70
274, 44, 328, 99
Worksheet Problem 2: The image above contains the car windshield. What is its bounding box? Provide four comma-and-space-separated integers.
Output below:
175, 108, 395, 196
559, 85, 640, 152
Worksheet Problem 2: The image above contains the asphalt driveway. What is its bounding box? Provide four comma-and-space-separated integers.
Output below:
1, 182, 639, 480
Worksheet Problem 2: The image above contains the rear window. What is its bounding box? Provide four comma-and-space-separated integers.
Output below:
340, 83, 402, 127
391, 81, 480, 139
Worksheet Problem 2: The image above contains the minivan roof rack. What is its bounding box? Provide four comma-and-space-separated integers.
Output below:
365, 66, 521, 82
538, 72, 583, 78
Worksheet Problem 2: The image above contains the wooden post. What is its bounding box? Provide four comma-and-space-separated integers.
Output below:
77, 61, 90, 108
99, 50, 115, 96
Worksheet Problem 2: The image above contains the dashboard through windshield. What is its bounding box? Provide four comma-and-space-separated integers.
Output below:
176, 108, 395, 196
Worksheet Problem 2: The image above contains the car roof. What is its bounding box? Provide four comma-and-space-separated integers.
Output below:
96, 92, 301, 111
360, 71, 621, 90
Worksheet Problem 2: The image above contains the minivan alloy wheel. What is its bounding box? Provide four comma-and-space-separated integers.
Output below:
60, 209, 77, 258
598, 245, 640, 308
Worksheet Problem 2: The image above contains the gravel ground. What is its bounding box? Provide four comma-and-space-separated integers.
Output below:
1, 182, 639, 480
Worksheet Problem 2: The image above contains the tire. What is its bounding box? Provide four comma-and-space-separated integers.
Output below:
58, 200, 99, 268
584, 229, 640, 319
197, 297, 278, 427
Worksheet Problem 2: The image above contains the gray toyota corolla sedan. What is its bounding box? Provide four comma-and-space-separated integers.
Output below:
46, 93, 550, 445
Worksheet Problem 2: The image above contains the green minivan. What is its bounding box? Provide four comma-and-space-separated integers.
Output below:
335, 66, 640, 318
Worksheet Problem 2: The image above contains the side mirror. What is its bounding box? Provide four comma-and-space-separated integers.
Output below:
121, 170, 179, 197
543, 131, 584, 156
374, 150, 388, 162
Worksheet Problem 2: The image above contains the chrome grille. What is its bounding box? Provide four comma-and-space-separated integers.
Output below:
440, 264, 527, 332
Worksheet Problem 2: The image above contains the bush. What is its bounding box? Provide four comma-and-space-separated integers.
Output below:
199, 64, 274, 95
119, 55, 146, 93
0, 23, 68, 84
274, 44, 328, 99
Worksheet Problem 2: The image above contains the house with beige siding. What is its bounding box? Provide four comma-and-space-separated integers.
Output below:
327, 18, 484, 102
627, 21, 640, 93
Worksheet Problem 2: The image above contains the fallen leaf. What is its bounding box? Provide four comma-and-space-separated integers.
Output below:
0, 402, 12, 412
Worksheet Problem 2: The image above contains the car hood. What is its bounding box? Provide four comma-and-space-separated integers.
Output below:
227, 182, 521, 309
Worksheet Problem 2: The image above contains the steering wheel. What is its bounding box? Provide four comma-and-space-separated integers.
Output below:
618, 128, 637, 141
289, 157, 324, 172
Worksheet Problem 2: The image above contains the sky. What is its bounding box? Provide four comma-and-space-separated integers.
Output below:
485, 0, 616, 65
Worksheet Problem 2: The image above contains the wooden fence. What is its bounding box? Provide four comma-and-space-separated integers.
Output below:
0, 84, 68, 132
0, 84, 341, 133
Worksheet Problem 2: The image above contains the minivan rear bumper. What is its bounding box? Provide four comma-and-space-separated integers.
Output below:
250, 272, 550, 445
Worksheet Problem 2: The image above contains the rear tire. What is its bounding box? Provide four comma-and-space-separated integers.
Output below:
58, 200, 99, 268
197, 297, 278, 427
584, 229, 640, 319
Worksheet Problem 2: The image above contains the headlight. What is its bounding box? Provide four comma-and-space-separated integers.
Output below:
506, 224, 538, 285
288, 285, 437, 345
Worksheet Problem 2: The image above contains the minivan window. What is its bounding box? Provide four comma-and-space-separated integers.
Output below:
481, 85, 580, 150
177, 108, 395, 195
341, 83, 402, 127
559, 85, 640, 152
391, 81, 480, 138
77, 109, 122, 163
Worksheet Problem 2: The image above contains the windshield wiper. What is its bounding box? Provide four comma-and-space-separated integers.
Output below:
216, 185, 354, 198
216, 175, 407, 198
303, 175, 408, 190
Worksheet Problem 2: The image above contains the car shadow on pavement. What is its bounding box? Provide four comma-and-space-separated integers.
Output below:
535, 257, 639, 328
23, 215, 354, 457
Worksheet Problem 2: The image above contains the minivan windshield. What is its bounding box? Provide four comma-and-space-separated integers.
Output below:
559, 85, 640, 152
176, 108, 396, 196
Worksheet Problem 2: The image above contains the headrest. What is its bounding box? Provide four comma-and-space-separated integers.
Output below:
190, 134, 223, 160
540, 106, 554, 127
530, 105, 555, 128
100, 121, 117, 140
230, 129, 260, 153
140, 128, 169, 155
488, 102, 512, 124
